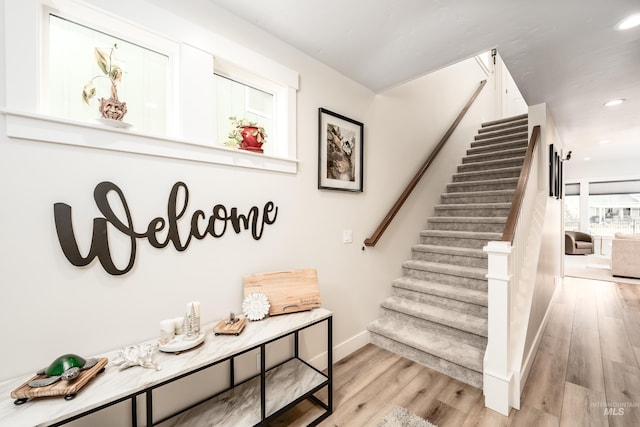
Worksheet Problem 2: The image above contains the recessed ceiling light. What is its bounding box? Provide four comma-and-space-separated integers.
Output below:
617, 13, 640, 30
604, 99, 626, 107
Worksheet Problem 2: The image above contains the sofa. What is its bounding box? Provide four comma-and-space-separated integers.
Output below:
611, 233, 640, 278
565, 231, 594, 255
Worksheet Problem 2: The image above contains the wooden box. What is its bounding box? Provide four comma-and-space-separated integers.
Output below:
243, 268, 321, 316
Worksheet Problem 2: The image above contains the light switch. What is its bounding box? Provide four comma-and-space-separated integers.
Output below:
342, 230, 353, 243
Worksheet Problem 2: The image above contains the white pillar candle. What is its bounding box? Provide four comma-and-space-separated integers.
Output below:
189, 301, 201, 318
160, 319, 175, 334
159, 319, 175, 344
174, 316, 185, 334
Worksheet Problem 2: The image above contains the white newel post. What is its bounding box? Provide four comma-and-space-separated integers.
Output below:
483, 240, 513, 415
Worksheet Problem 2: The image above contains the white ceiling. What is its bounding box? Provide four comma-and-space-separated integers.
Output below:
209, 0, 640, 165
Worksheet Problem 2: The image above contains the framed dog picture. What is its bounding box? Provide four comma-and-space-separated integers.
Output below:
318, 108, 364, 192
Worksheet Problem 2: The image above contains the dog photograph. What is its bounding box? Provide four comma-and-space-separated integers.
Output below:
318, 108, 364, 192
326, 123, 356, 182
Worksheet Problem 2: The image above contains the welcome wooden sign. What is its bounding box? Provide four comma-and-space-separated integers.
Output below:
53, 181, 279, 275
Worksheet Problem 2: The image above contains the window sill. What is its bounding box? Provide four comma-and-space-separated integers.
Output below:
1, 110, 298, 174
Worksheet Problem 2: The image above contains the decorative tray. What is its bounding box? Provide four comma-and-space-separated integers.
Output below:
213, 317, 248, 336
10, 358, 109, 404
158, 332, 206, 353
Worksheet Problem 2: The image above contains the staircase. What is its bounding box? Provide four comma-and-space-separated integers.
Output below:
368, 113, 528, 389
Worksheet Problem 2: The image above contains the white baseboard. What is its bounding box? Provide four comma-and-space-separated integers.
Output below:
309, 330, 370, 370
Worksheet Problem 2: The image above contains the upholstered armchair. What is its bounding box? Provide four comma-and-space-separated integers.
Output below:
565, 231, 594, 255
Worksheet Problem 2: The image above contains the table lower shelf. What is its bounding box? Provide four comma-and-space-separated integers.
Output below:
157, 358, 328, 426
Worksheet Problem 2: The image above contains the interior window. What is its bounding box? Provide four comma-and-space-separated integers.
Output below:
214, 73, 275, 155
48, 14, 169, 135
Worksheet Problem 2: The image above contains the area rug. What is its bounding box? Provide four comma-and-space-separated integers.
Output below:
377, 406, 437, 427
564, 255, 640, 285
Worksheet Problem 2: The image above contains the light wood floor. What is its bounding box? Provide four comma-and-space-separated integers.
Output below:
270, 277, 640, 426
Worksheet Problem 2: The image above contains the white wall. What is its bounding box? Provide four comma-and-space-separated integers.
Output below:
523, 104, 563, 359
0, 0, 496, 423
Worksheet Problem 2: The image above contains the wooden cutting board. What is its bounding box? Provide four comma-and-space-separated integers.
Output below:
243, 268, 321, 316
11, 357, 108, 402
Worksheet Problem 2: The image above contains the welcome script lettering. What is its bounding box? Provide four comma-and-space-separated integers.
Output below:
53, 181, 278, 276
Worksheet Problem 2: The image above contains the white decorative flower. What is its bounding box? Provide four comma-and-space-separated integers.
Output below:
242, 292, 270, 321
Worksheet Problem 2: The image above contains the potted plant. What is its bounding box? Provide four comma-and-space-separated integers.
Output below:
224, 116, 267, 153
82, 43, 128, 121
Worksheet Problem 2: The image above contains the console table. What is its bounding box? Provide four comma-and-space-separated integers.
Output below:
0, 308, 333, 426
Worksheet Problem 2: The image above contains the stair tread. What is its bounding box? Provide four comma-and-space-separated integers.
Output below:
475, 126, 528, 140
412, 244, 487, 258
427, 216, 507, 223
467, 139, 528, 153
435, 202, 512, 209
420, 229, 502, 239
470, 134, 528, 145
442, 189, 515, 197
464, 146, 527, 160
393, 276, 488, 306
447, 177, 518, 188
481, 114, 528, 127
478, 119, 528, 133
382, 296, 488, 336
454, 165, 522, 176
369, 317, 484, 372
459, 155, 525, 167
403, 259, 488, 279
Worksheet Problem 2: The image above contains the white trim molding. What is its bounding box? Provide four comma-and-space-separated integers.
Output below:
2, 110, 298, 173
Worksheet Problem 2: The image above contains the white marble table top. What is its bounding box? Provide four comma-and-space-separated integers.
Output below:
0, 308, 332, 427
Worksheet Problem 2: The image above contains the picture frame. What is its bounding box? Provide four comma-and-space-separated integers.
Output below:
318, 108, 364, 192
549, 144, 563, 199
557, 155, 563, 199
549, 144, 558, 198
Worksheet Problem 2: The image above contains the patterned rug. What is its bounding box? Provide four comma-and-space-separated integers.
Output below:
377, 407, 437, 427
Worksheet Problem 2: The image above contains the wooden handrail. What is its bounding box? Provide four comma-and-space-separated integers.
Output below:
363, 80, 487, 247
501, 125, 541, 243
